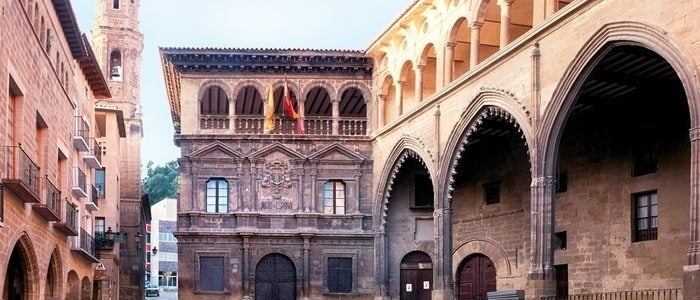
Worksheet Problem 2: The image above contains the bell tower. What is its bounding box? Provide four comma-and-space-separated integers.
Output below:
91, 0, 146, 299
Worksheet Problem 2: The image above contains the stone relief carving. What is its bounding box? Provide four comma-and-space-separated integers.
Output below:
261, 159, 293, 200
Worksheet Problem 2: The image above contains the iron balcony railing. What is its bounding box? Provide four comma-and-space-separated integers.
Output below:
3, 145, 40, 202
84, 138, 102, 169
44, 176, 61, 217
74, 116, 90, 139
91, 184, 99, 208
77, 228, 96, 258
64, 200, 78, 233
219, 115, 368, 136
543, 289, 682, 300
72, 167, 87, 197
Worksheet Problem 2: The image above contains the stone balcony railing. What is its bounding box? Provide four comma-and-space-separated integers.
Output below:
541, 289, 682, 300
200, 115, 368, 136
178, 211, 373, 235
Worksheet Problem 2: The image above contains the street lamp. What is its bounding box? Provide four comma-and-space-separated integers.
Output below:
105, 227, 115, 242
152, 247, 158, 256
134, 232, 143, 251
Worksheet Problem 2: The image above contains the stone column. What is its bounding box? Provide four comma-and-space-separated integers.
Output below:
302, 236, 311, 298
353, 169, 361, 214
298, 98, 306, 134
377, 94, 386, 128
242, 235, 251, 299
414, 65, 425, 103
375, 229, 389, 299
499, 0, 514, 49
395, 80, 404, 117
444, 42, 457, 83
529, 176, 556, 297
469, 22, 483, 69
685, 127, 700, 299
331, 98, 340, 135
229, 96, 236, 131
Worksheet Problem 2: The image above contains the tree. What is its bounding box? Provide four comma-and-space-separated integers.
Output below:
142, 160, 179, 205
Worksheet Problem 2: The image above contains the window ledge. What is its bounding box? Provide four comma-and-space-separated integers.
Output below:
322, 292, 359, 296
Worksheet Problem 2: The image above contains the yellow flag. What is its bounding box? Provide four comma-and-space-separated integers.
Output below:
264, 84, 275, 133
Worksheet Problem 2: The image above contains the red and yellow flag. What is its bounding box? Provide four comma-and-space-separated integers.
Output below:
283, 77, 299, 119
264, 83, 275, 133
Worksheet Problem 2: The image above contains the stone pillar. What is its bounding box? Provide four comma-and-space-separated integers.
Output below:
242, 235, 252, 299
528, 176, 556, 298
377, 94, 386, 128
331, 98, 340, 135
414, 65, 425, 103
298, 98, 306, 134
302, 236, 311, 299
353, 169, 361, 213
395, 81, 404, 116
499, 0, 514, 49
309, 168, 317, 212
444, 42, 457, 83
375, 229, 389, 299
229, 96, 236, 131
469, 22, 483, 69
685, 127, 700, 299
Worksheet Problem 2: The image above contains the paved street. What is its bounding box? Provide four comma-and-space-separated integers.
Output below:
146, 289, 177, 300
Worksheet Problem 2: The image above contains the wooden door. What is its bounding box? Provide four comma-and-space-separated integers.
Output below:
457, 254, 496, 300
399, 251, 433, 300
255, 253, 296, 300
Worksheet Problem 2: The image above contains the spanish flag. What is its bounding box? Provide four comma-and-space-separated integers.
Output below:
283, 77, 304, 134
264, 83, 275, 133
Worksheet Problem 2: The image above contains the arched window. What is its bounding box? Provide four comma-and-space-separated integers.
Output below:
206, 178, 228, 213
323, 180, 345, 214
200, 86, 228, 115
109, 50, 122, 80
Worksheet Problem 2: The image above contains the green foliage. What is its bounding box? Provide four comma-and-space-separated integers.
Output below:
142, 160, 179, 205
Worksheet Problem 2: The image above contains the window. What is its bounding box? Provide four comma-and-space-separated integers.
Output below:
323, 180, 345, 214
483, 181, 501, 205
413, 173, 434, 208
110, 50, 122, 80
206, 178, 228, 213
633, 191, 658, 242
199, 256, 225, 292
632, 140, 658, 177
95, 217, 105, 234
327, 258, 352, 293
554, 231, 567, 250
112, 0, 119, 9
95, 168, 105, 198
200, 86, 228, 115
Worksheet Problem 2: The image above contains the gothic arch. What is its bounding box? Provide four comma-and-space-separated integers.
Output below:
440, 89, 533, 207
197, 80, 233, 101
541, 21, 700, 178
452, 238, 513, 279
5, 233, 40, 299
230, 79, 265, 101
46, 247, 63, 298
338, 81, 372, 104
374, 137, 437, 230
303, 80, 337, 101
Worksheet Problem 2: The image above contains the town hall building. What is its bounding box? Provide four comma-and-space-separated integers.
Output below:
161, 0, 700, 299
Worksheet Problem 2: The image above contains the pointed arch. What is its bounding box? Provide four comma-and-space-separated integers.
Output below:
440, 89, 533, 207
374, 137, 437, 230
4, 233, 40, 299
541, 21, 700, 178
45, 247, 63, 299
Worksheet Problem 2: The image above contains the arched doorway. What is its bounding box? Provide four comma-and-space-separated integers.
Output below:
66, 271, 80, 300
399, 251, 433, 300
255, 253, 296, 300
456, 254, 496, 300
3, 246, 28, 300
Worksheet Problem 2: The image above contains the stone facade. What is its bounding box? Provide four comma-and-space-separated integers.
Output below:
0, 0, 117, 299
162, 0, 700, 299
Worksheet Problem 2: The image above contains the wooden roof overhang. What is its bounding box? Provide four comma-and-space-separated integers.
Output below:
53, 0, 111, 99
160, 47, 374, 134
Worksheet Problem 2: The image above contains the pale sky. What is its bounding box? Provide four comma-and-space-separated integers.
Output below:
72, 0, 412, 171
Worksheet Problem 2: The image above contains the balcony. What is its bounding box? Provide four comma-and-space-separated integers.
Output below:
32, 176, 61, 222
72, 116, 90, 151
83, 138, 102, 169
71, 228, 99, 263
72, 167, 87, 198
54, 200, 78, 236
85, 185, 99, 212
2, 145, 40, 203
212, 115, 368, 136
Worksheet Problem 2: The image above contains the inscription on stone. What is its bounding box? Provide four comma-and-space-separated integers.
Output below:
260, 201, 293, 210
